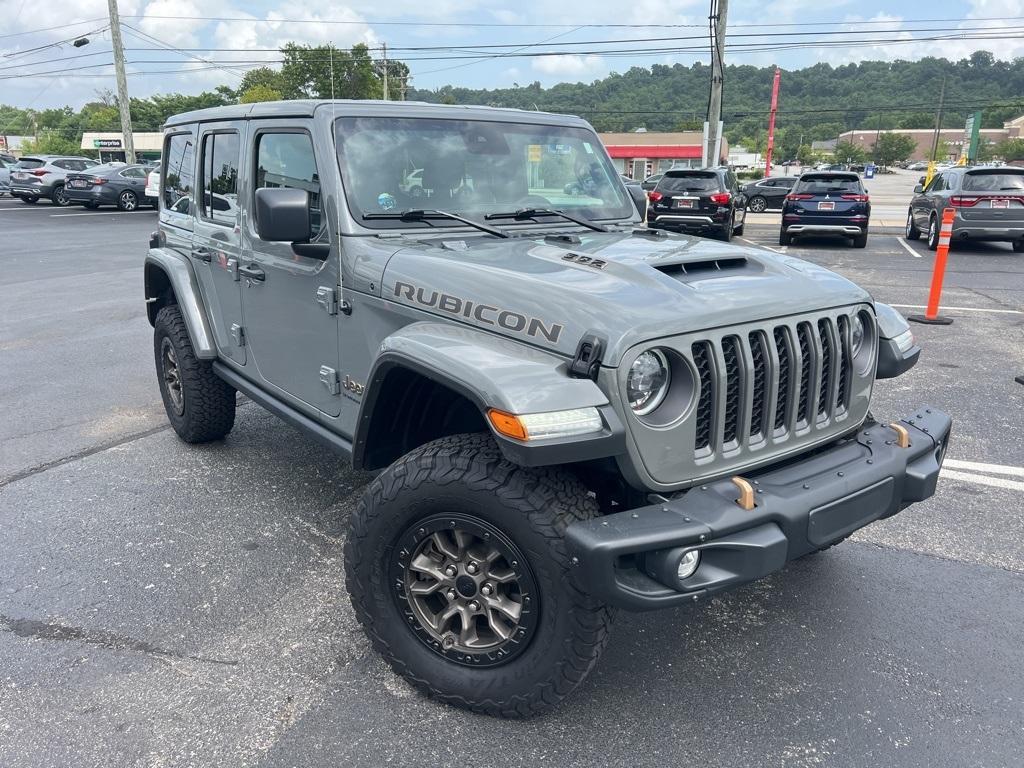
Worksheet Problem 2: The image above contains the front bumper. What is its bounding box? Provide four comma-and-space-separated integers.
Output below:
565, 407, 951, 610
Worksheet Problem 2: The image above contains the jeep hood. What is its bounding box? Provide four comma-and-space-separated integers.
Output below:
381, 230, 872, 364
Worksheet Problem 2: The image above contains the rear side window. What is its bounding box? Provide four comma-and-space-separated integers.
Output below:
15, 158, 44, 169
658, 173, 720, 193
962, 171, 1024, 192
163, 133, 195, 216
255, 132, 322, 237
120, 166, 146, 178
794, 175, 862, 194
200, 132, 239, 226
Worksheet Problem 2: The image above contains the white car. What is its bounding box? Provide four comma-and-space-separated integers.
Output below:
145, 164, 160, 199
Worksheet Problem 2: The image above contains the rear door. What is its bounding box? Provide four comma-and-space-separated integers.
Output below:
159, 127, 198, 274
913, 172, 945, 227
658, 171, 720, 215
789, 174, 867, 225
239, 121, 341, 416
192, 122, 246, 365
956, 168, 1024, 226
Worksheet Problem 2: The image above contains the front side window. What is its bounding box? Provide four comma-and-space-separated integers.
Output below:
335, 116, 633, 229
163, 133, 195, 215
200, 132, 239, 226
255, 132, 321, 237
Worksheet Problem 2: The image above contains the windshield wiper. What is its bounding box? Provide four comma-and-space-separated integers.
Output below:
363, 209, 509, 238
484, 208, 609, 233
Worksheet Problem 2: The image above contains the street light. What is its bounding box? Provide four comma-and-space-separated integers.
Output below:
73, 37, 90, 48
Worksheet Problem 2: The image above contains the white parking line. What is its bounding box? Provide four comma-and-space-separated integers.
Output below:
888, 303, 1023, 315
944, 459, 1024, 478
940, 469, 1024, 492
739, 237, 785, 254
895, 237, 922, 258
50, 211, 136, 217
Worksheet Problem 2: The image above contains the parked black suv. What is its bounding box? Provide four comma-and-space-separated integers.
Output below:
780, 172, 870, 248
647, 168, 747, 241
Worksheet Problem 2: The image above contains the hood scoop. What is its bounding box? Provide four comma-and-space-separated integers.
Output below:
653, 256, 754, 277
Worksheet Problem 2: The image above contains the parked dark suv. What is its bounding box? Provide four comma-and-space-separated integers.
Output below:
647, 168, 747, 241
780, 172, 870, 247
906, 166, 1024, 252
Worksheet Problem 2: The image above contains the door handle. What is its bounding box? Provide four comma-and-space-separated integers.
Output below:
238, 263, 266, 282
191, 246, 212, 262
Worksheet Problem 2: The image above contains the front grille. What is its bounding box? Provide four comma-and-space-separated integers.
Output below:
690, 311, 859, 457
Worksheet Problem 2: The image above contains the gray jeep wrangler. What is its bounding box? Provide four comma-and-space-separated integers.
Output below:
145, 100, 950, 717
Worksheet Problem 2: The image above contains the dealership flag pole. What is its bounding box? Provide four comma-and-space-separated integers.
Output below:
106, 0, 135, 164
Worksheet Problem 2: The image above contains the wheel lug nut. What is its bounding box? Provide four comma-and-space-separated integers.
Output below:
446, 588, 456, 600
444, 565, 457, 577
481, 584, 493, 596
466, 562, 478, 574
468, 600, 481, 611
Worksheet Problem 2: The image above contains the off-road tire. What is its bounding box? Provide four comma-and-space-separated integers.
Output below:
926, 215, 939, 251
747, 195, 768, 213
779, 227, 791, 246
345, 433, 614, 718
50, 184, 70, 206
153, 305, 235, 443
905, 210, 921, 240
852, 231, 868, 248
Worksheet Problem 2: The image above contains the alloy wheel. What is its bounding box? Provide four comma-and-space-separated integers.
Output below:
120, 191, 138, 211
748, 196, 767, 212
160, 338, 185, 416
52, 186, 69, 206
391, 513, 538, 667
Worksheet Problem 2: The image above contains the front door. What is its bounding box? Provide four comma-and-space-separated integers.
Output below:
192, 122, 246, 364
239, 122, 341, 416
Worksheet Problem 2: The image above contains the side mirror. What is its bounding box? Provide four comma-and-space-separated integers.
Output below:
627, 184, 647, 218
254, 187, 328, 259
913, 184, 924, 194
918, 176, 926, 185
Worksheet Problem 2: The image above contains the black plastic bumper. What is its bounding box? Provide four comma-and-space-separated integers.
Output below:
565, 407, 952, 610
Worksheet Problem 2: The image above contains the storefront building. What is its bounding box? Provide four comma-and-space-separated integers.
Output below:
80, 132, 164, 163
599, 131, 728, 179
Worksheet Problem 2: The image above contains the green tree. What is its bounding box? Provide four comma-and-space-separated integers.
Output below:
994, 138, 1024, 162
834, 141, 867, 164
237, 67, 285, 98
280, 43, 379, 100
873, 133, 917, 166
19, 133, 80, 155
240, 84, 283, 103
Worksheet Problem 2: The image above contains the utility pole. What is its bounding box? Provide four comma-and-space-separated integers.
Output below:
382, 43, 389, 101
929, 76, 946, 163
763, 67, 781, 176
106, 0, 135, 163
704, 0, 728, 167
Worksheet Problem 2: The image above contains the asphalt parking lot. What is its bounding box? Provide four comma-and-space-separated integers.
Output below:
1, 195, 1022, 767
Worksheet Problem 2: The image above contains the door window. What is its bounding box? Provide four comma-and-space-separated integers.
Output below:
924, 174, 945, 193
163, 133, 196, 215
200, 132, 240, 226
120, 166, 146, 178
254, 132, 322, 237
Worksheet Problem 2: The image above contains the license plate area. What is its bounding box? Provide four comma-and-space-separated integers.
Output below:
817, 201, 836, 211
70, 180, 89, 188
990, 199, 1009, 208
807, 477, 895, 546
673, 198, 697, 209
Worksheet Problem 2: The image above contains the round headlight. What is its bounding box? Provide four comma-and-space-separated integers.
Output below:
627, 349, 670, 415
850, 314, 865, 356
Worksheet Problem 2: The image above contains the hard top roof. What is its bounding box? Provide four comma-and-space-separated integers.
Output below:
164, 99, 593, 130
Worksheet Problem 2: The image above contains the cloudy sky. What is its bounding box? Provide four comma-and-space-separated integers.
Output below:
1, 0, 1022, 109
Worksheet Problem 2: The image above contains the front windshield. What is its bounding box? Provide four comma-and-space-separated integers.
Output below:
334, 116, 634, 228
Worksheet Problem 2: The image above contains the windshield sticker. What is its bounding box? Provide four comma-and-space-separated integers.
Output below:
377, 192, 397, 210
583, 142, 594, 154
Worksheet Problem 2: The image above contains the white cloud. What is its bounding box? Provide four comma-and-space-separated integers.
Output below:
532, 54, 605, 76
138, 0, 206, 48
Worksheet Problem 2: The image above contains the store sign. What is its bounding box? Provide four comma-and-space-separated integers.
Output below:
960, 112, 981, 163
93, 138, 123, 148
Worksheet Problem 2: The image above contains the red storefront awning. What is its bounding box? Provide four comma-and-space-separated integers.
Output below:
605, 145, 702, 159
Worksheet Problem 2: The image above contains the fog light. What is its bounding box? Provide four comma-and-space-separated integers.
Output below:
677, 550, 700, 581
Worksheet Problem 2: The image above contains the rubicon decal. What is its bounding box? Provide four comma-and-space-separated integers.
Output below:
394, 281, 563, 344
